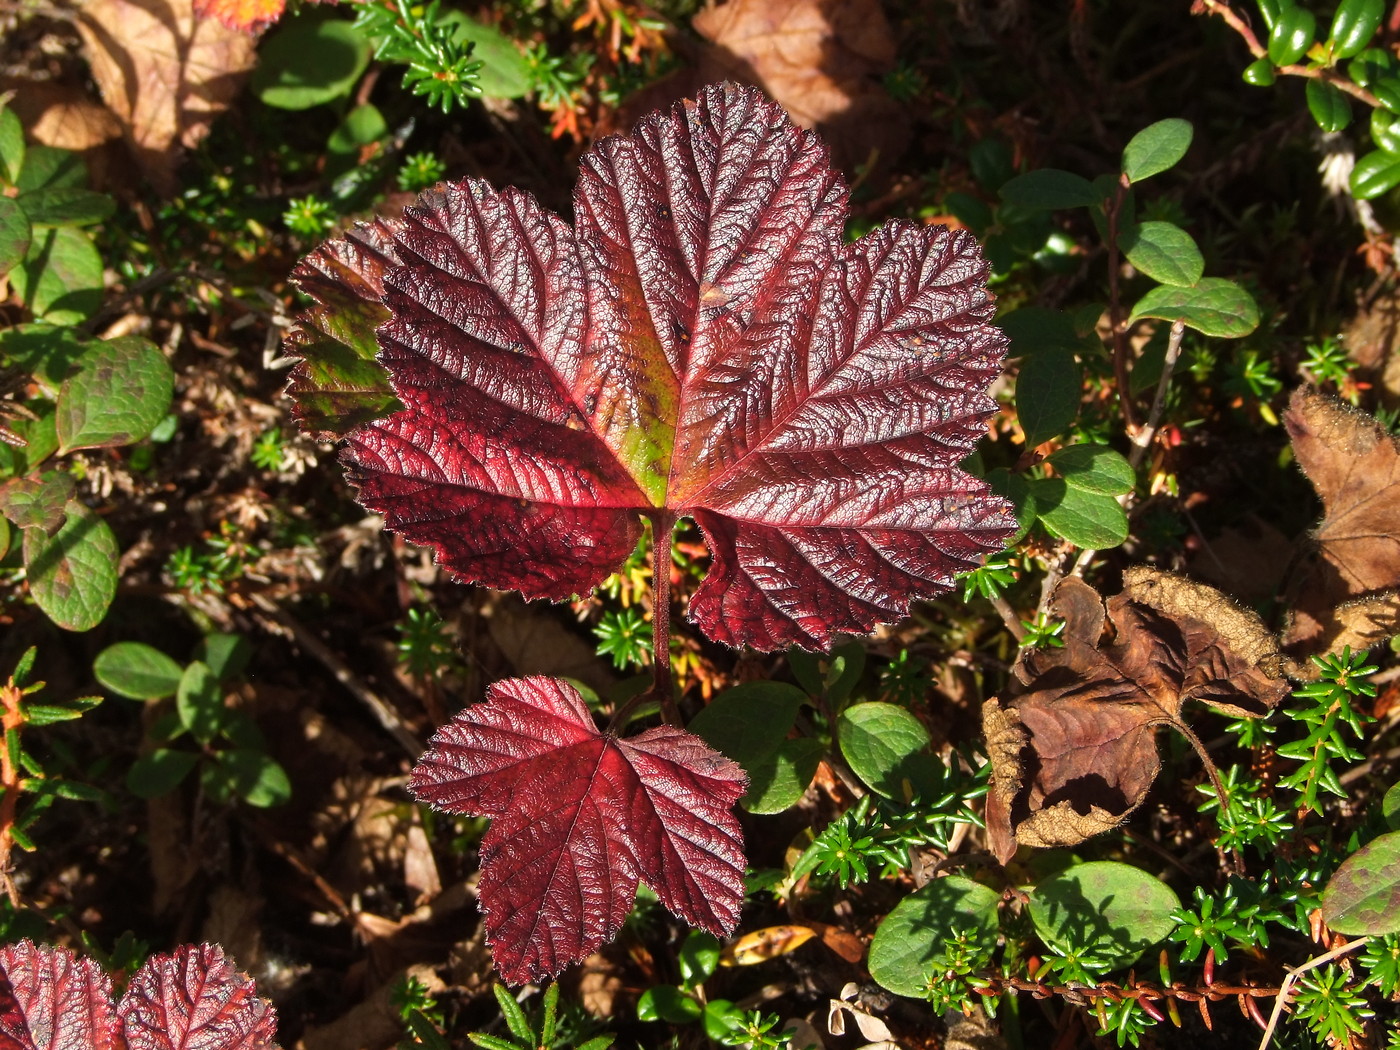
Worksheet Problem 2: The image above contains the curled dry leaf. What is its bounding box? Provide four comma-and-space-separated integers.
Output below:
285, 82, 1014, 652
409, 676, 747, 983
0, 940, 278, 1050
982, 568, 1290, 863
76, 0, 256, 194
1283, 386, 1400, 655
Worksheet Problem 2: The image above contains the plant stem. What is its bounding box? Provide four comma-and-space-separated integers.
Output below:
649, 510, 680, 726
0, 683, 23, 905
1106, 176, 1138, 430
1129, 319, 1186, 470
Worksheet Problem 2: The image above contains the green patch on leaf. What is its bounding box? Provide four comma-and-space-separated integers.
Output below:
1030, 477, 1129, 549
0, 196, 31, 278
1046, 444, 1135, 495
1028, 861, 1181, 968
1017, 348, 1081, 448
999, 169, 1101, 210
1129, 277, 1260, 338
869, 876, 1001, 998
1121, 118, 1193, 183
838, 701, 931, 798
10, 226, 104, 324
56, 337, 173, 454
1118, 221, 1204, 287
22, 500, 118, 631
1322, 830, 1400, 934
94, 642, 184, 700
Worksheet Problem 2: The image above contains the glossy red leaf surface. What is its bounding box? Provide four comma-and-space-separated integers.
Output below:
0, 942, 276, 1050
0, 941, 117, 1050
409, 677, 748, 983
311, 82, 1013, 650
119, 945, 278, 1050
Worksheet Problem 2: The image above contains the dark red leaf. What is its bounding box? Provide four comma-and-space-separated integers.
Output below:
296, 82, 1013, 650
118, 944, 278, 1050
409, 676, 748, 983
0, 942, 117, 1050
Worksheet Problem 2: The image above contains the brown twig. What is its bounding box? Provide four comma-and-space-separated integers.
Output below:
1129, 319, 1187, 471
1255, 937, 1371, 1050
1106, 176, 1138, 430
0, 679, 22, 906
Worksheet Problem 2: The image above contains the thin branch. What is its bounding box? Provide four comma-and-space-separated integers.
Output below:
648, 510, 680, 727
1130, 319, 1187, 471
1255, 937, 1371, 1050
1106, 177, 1138, 430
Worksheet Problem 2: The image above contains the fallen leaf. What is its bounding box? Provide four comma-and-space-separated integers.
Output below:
982, 568, 1290, 863
77, 0, 256, 194
409, 676, 748, 983
193, 0, 285, 33
3, 81, 123, 153
720, 924, 817, 965
290, 83, 1014, 652
1284, 387, 1400, 654
691, 0, 904, 173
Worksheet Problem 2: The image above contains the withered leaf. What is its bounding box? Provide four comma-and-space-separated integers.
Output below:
1284, 387, 1400, 655
982, 568, 1290, 863
77, 0, 256, 194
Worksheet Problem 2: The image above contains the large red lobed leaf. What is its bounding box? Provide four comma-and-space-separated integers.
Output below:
0, 942, 277, 1050
307, 82, 1014, 651
409, 677, 748, 983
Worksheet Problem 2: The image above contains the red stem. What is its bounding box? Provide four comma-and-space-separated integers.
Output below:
649, 510, 680, 726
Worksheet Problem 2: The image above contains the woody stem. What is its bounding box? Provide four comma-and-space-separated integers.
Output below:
650, 510, 679, 726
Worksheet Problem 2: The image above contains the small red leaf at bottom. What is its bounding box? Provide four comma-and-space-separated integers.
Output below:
118, 945, 278, 1050
0, 941, 118, 1050
410, 677, 748, 983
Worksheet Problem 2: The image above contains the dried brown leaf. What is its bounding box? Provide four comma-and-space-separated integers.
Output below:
983, 570, 1289, 863
77, 0, 256, 194
1284, 387, 1400, 653
691, 0, 903, 172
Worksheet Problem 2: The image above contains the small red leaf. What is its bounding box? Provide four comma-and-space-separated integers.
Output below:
295, 82, 1015, 651
118, 944, 278, 1050
0, 941, 117, 1050
409, 677, 748, 983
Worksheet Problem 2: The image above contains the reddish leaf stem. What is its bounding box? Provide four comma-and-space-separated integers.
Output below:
0, 682, 22, 905
1106, 175, 1137, 431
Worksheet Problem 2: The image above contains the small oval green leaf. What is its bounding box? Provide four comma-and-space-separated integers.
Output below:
1121, 119, 1193, 183
1028, 861, 1181, 967
10, 225, 104, 324
1322, 830, 1400, 934
999, 169, 1101, 210
1267, 6, 1316, 65
1129, 277, 1260, 338
94, 642, 184, 700
1351, 148, 1400, 198
1118, 220, 1204, 286
869, 877, 1002, 998
126, 748, 199, 799
1242, 58, 1277, 86
1016, 348, 1082, 448
1306, 79, 1352, 133
0, 196, 31, 278
22, 501, 117, 631
56, 336, 174, 454
838, 702, 931, 797
1046, 444, 1135, 495
1329, 0, 1384, 59
1030, 478, 1130, 549
252, 15, 371, 110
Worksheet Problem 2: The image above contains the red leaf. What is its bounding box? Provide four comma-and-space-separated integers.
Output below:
303, 82, 1013, 651
409, 677, 748, 983
0, 941, 117, 1050
118, 945, 278, 1050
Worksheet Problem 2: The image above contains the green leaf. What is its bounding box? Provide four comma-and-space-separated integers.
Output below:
1118, 221, 1204, 287
326, 103, 388, 157
1305, 79, 1352, 132
1384, 782, 1400, 831
837, 702, 931, 798
213, 749, 292, 807
1329, 0, 1385, 59
1370, 107, 1400, 153
1242, 58, 1277, 86
1030, 477, 1129, 548
636, 986, 702, 1024
94, 642, 184, 700
16, 146, 85, 193
0, 106, 24, 185
126, 748, 199, 798
0, 323, 93, 388
1267, 5, 1316, 65
1121, 118, 1193, 183
1129, 277, 1260, 338
986, 467, 1037, 545
743, 738, 824, 814
997, 307, 1084, 356
1027, 861, 1181, 967
688, 682, 807, 767
678, 931, 721, 988
22, 501, 117, 631
195, 633, 252, 683
0, 517, 9, 561
22, 697, 101, 726
176, 661, 225, 744
869, 876, 1002, 997
0, 196, 31, 278
0, 401, 57, 476
55, 337, 174, 453
1322, 830, 1400, 934
1349, 46, 1394, 87
1045, 444, 1135, 495
999, 169, 1101, 210
252, 14, 371, 110
0, 472, 75, 531
1016, 347, 1081, 447
1351, 148, 1400, 198
17, 189, 115, 227
10, 225, 104, 324
440, 13, 531, 98
786, 639, 865, 707
1374, 75, 1400, 111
